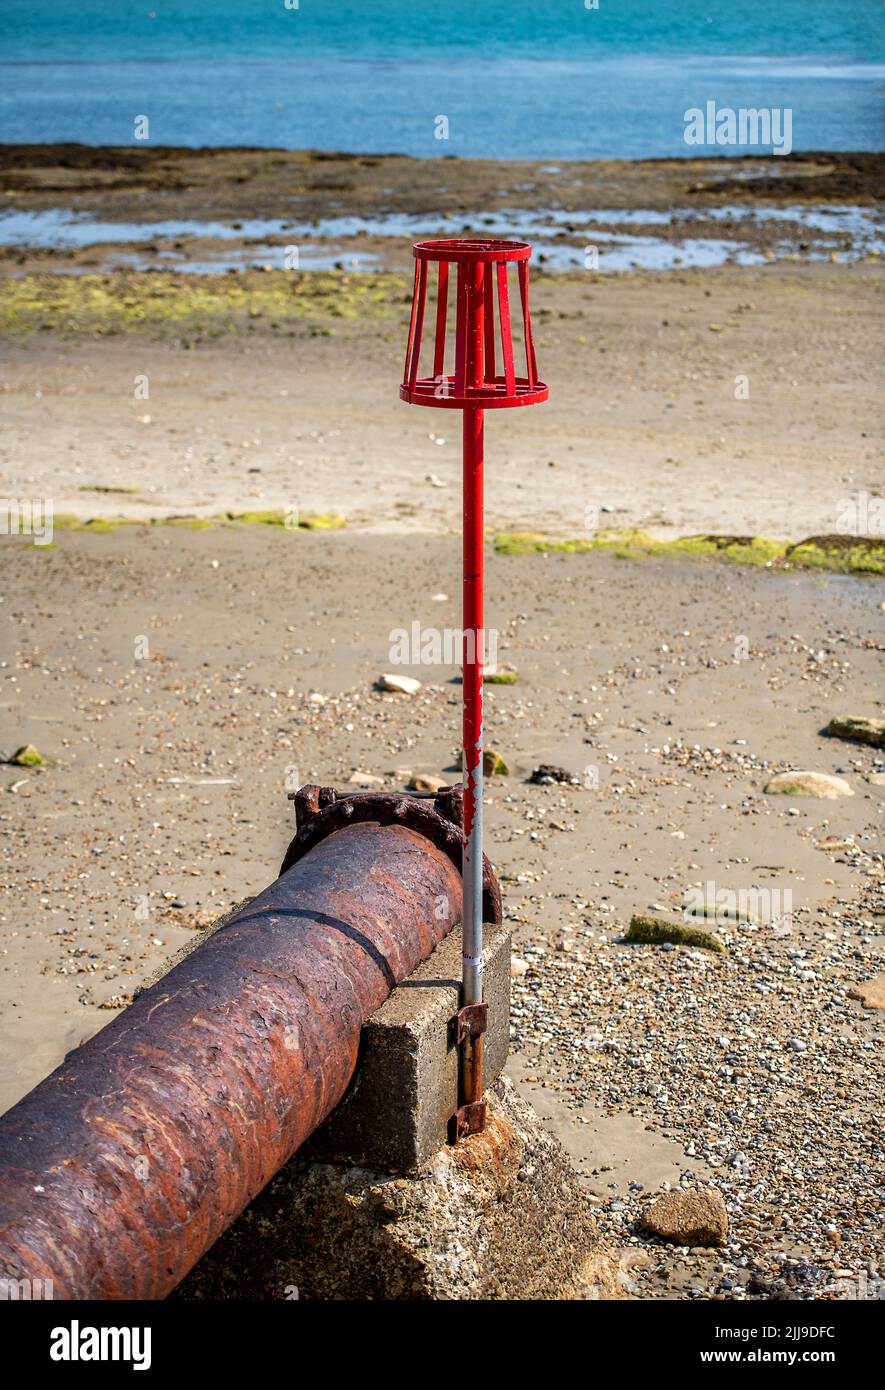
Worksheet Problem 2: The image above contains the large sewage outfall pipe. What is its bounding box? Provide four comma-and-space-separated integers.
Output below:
0, 786, 501, 1299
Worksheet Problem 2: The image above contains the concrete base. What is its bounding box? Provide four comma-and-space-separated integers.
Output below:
303, 922, 510, 1173
177, 1076, 612, 1301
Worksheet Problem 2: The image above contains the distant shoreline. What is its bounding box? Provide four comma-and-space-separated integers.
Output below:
1, 146, 881, 223
2, 144, 882, 187
1, 146, 881, 279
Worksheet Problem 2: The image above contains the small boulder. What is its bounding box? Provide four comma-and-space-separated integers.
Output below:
377, 673, 421, 695
641, 1190, 728, 1247
826, 716, 885, 750
763, 771, 853, 800
407, 773, 448, 793
848, 973, 885, 1010
626, 914, 726, 954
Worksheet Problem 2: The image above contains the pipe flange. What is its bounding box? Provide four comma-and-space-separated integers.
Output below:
280, 783, 503, 926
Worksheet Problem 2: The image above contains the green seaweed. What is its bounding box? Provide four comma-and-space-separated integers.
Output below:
493, 530, 883, 576
784, 535, 884, 575
0, 270, 410, 340
49, 512, 346, 534
218, 510, 346, 530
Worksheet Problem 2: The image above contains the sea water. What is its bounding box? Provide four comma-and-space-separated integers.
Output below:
0, 0, 882, 158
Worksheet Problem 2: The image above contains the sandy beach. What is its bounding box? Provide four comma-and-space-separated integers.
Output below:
0, 146, 883, 1302
1, 148, 883, 543
1, 525, 883, 1300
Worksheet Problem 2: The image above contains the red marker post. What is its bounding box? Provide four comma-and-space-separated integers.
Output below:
401, 239, 547, 1132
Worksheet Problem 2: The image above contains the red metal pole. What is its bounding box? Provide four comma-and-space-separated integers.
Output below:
399, 239, 549, 1128
462, 403, 485, 1104
461, 259, 486, 1108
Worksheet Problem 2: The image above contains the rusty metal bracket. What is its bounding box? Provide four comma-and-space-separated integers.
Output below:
449, 1002, 489, 1143
456, 1001, 488, 1044
450, 1101, 488, 1142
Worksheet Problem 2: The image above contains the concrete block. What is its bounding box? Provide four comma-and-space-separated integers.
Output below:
303, 923, 510, 1173
177, 1076, 611, 1301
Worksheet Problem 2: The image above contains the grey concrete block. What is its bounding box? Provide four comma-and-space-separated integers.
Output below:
303, 923, 510, 1173
177, 1076, 610, 1301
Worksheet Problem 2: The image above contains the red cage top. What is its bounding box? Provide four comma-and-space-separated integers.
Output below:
400, 237, 548, 410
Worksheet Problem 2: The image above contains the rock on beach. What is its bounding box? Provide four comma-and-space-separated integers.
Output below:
640, 1190, 729, 1248
763, 770, 854, 799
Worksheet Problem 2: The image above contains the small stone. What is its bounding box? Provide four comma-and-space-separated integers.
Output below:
407, 773, 448, 793
348, 771, 385, 787
641, 1190, 729, 1247
868, 771, 885, 787
510, 956, 530, 977
377, 673, 422, 695
848, 973, 885, 1010
483, 748, 510, 777
763, 771, 854, 800
8, 744, 45, 767
307, 692, 327, 706
529, 764, 579, 785
826, 716, 885, 750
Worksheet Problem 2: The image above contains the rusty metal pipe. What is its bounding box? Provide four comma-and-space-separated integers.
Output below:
0, 817, 463, 1300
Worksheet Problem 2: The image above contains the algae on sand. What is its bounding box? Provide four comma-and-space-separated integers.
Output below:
0, 270, 410, 341
493, 530, 884, 575
49, 512, 346, 535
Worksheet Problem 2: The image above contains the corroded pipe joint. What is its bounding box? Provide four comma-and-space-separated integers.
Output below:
283, 783, 503, 927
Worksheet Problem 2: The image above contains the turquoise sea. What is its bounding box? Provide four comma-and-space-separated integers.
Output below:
0, 0, 883, 157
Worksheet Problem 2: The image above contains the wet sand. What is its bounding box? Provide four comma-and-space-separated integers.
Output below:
0, 260, 882, 542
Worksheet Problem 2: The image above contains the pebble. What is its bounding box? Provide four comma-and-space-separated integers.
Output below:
377, 673, 422, 695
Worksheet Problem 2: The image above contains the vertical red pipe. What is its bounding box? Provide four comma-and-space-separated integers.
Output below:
461, 259, 485, 1061
462, 406, 484, 1001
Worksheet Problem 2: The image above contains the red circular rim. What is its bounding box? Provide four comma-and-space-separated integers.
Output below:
400, 377, 548, 410
413, 238, 532, 264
